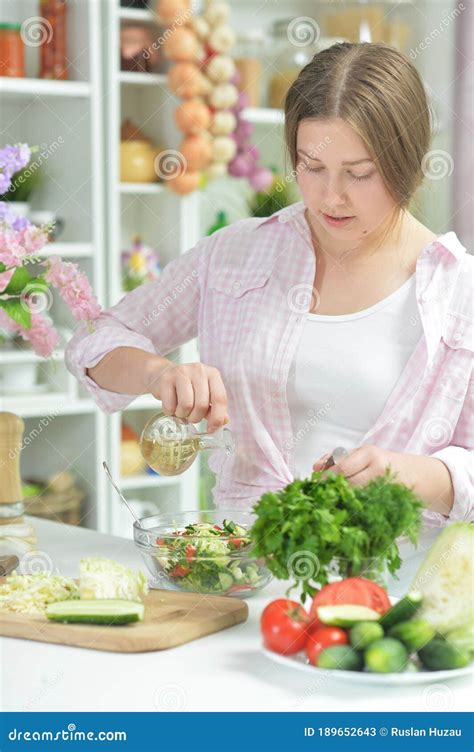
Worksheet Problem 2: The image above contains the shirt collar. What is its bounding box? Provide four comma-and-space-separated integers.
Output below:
252, 201, 306, 230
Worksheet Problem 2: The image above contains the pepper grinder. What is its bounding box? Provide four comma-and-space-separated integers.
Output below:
0, 412, 37, 555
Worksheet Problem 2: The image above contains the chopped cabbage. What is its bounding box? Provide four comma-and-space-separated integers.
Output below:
79, 557, 148, 601
411, 522, 474, 634
0, 572, 79, 615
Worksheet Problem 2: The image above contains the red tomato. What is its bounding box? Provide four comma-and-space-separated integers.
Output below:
169, 565, 190, 578
261, 599, 310, 655
306, 625, 348, 665
185, 545, 196, 562
228, 538, 246, 548
309, 577, 390, 621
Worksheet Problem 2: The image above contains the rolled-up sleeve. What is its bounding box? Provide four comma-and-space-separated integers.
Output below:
432, 375, 474, 521
65, 235, 214, 413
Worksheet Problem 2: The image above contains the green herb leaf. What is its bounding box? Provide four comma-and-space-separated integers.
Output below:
0, 297, 31, 329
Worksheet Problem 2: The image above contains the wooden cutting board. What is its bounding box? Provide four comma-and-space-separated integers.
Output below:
0, 587, 248, 653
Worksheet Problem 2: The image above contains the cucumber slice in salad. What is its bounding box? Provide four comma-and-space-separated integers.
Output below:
46, 599, 144, 625
317, 604, 381, 628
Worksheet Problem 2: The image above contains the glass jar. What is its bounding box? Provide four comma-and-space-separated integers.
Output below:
266, 17, 320, 110
39, 0, 68, 80
317, 1, 417, 55
327, 556, 389, 589
0, 23, 25, 78
233, 30, 266, 108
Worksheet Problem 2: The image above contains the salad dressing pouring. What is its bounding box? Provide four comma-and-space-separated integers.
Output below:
140, 412, 235, 476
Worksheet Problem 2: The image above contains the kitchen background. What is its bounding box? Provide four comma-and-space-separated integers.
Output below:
0, 0, 471, 541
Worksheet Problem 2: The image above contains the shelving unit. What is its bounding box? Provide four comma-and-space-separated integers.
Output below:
103, 0, 201, 537
0, 0, 107, 532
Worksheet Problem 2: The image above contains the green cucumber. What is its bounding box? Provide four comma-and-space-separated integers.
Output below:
317, 645, 363, 672
350, 621, 384, 649
380, 592, 422, 630
317, 604, 380, 628
418, 638, 471, 671
388, 618, 435, 652
364, 638, 408, 673
46, 599, 144, 625
218, 572, 234, 590
445, 624, 474, 655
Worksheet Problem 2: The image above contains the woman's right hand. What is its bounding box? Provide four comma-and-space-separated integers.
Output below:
147, 359, 229, 432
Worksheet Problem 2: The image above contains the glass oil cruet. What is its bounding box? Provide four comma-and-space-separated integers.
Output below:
139, 411, 235, 476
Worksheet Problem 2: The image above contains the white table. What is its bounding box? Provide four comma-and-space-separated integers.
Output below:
1, 517, 471, 713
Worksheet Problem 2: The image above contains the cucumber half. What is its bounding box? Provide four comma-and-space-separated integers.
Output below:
317, 604, 380, 628
46, 599, 145, 625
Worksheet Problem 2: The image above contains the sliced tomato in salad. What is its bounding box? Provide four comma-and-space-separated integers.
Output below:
309, 577, 390, 621
185, 545, 196, 562
169, 565, 190, 578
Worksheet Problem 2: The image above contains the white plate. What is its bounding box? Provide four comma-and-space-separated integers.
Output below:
263, 648, 473, 686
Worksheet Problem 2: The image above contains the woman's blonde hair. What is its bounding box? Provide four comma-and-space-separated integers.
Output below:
284, 42, 432, 210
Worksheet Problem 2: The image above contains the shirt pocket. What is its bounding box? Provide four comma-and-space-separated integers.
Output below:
207, 267, 272, 349
429, 312, 473, 401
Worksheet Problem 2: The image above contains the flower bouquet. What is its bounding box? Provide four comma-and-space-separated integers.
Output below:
0, 144, 101, 357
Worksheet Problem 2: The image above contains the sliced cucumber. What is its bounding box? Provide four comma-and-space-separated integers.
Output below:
46, 599, 144, 625
317, 604, 380, 628
218, 572, 234, 590
317, 645, 363, 671
379, 592, 422, 630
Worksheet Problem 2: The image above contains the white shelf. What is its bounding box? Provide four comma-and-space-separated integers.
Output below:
119, 182, 165, 194
0, 77, 91, 99
242, 107, 284, 125
0, 395, 95, 417
39, 242, 93, 258
118, 71, 167, 87
119, 473, 179, 490
0, 349, 65, 364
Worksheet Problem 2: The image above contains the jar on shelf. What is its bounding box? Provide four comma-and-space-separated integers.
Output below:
0, 23, 25, 77
39, 0, 68, 80
317, 1, 416, 55
266, 18, 320, 110
233, 30, 266, 108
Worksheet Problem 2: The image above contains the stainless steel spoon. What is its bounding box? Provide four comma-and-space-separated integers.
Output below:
102, 461, 144, 529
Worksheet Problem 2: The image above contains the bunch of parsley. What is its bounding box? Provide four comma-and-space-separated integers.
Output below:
250, 471, 424, 602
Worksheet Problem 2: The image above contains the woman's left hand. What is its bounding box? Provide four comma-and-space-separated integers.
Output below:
312, 445, 397, 486
312, 445, 454, 515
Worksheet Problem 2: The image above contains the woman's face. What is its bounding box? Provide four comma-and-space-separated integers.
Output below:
296, 118, 398, 245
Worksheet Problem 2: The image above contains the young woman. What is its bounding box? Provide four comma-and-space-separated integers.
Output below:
66, 43, 473, 528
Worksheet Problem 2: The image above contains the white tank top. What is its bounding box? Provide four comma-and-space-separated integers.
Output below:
286, 275, 422, 479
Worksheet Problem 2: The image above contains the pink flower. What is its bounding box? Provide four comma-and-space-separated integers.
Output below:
44, 255, 101, 321
22, 314, 60, 357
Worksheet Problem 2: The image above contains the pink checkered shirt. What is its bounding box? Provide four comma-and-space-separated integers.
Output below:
66, 201, 473, 525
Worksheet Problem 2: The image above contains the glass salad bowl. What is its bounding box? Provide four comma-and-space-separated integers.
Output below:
133, 509, 272, 598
